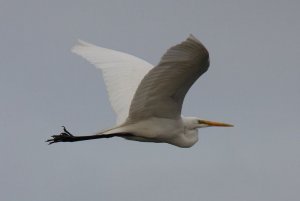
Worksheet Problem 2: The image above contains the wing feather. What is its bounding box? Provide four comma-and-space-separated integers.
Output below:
71, 40, 153, 124
127, 35, 209, 121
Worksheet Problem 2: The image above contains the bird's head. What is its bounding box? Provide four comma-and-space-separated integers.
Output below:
183, 117, 233, 129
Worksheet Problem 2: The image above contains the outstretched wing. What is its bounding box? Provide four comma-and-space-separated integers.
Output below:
127, 35, 209, 121
72, 40, 153, 124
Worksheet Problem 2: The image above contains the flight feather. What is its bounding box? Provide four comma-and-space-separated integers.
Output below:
127, 35, 210, 121
71, 40, 153, 124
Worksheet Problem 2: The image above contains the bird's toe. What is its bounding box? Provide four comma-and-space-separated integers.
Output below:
46, 126, 75, 145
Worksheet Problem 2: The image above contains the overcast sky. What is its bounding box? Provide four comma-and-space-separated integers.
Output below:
0, 0, 299, 201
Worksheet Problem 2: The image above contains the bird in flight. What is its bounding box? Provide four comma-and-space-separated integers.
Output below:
47, 35, 233, 148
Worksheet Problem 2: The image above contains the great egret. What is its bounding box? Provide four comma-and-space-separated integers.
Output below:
47, 35, 233, 148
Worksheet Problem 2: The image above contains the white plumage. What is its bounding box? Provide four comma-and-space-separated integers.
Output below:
72, 40, 152, 124
47, 35, 233, 148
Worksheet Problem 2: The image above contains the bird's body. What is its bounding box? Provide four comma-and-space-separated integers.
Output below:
105, 117, 192, 147
47, 35, 233, 148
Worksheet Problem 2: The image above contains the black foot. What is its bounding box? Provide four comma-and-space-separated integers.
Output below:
46, 126, 75, 145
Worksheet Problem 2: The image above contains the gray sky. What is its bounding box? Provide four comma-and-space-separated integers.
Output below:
1, 0, 299, 200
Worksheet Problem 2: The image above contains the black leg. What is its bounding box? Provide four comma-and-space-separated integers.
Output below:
46, 126, 133, 145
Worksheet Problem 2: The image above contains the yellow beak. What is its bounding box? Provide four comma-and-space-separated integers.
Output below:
199, 120, 234, 127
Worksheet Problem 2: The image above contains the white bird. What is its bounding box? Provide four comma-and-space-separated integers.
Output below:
47, 35, 233, 148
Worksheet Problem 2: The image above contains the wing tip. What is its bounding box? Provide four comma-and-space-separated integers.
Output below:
71, 39, 95, 54
77, 39, 93, 46
188, 34, 209, 57
187, 34, 205, 46
188, 34, 197, 41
